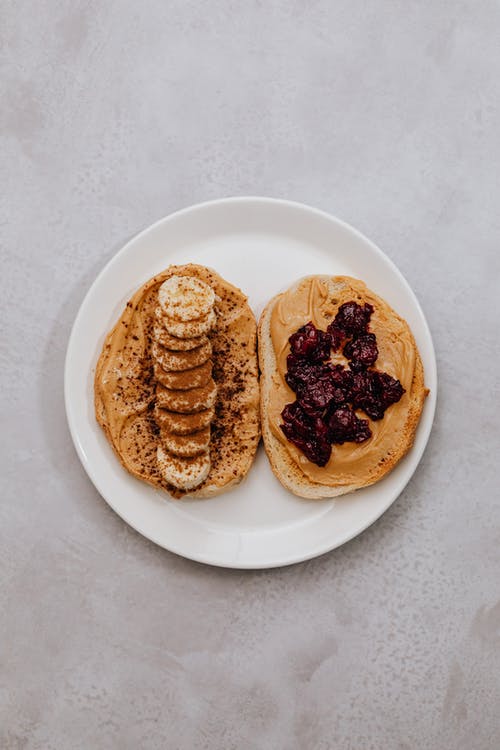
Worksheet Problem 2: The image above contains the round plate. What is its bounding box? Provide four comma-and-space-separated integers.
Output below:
65, 197, 436, 569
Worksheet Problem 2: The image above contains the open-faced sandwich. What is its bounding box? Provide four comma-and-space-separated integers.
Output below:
258, 275, 428, 498
95, 264, 260, 498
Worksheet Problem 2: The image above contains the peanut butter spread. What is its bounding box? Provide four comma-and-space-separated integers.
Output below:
94, 264, 260, 497
268, 276, 418, 486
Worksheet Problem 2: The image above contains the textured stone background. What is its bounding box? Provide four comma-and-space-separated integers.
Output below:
2, 1, 500, 748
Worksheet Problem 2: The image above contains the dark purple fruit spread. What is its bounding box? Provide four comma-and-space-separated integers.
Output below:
280, 301, 405, 466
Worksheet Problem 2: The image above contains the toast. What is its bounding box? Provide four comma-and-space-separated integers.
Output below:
258, 275, 427, 499
95, 264, 260, 498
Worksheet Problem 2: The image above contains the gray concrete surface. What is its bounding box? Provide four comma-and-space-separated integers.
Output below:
2, 1, 500, 748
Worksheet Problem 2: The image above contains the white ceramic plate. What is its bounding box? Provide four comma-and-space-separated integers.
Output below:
65, 197, 436, 569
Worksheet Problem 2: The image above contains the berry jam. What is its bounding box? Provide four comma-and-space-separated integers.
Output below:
280, 301, 405, 466
343, 333, 378, 370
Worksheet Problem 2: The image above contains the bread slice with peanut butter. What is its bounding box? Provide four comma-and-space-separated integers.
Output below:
94, 264, 260, 499
258, 276, 427, 499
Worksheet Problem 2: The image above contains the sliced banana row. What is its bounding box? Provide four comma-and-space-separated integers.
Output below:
153, 324, 205, 351
151, 339, 212, 371
152, 275, 218, 491
157, 447, 210, 491
154, 405, 215, 435
158, 276, 216, 322
155, 306, 216, 338
153, 360, 212, 390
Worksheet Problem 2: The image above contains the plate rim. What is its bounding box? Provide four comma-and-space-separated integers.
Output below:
64, 196, 437, 569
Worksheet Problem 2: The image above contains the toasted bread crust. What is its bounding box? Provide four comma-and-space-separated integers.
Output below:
258, 276, 427, 499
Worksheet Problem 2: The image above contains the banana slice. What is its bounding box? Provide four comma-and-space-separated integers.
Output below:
154, 406, 215, 435
156, 380, 217, 413
158, 276, 216, 322
154, 361, 212, 390
151, 340, 212, 372
157, 446, 210, 490
155, 307, 217, 339
161, 427, 210, 457
153, 324, 207, 351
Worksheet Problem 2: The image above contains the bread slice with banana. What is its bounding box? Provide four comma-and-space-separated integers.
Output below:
95, 264, 260, 498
